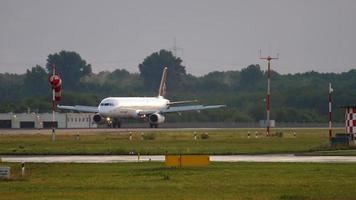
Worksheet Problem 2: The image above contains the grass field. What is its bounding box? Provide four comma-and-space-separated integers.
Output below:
1, 162, 356, 200
0, 128, 340, 155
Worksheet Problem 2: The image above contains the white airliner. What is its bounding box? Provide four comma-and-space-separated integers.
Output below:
58, 67, 225, 128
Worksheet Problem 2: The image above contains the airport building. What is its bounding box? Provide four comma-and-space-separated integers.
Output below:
0, 113, 97, 129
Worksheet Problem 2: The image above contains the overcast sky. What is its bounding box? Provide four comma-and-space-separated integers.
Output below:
0, 0, 355, 76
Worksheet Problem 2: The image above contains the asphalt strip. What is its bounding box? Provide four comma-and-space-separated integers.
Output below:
1, 154, 356, 163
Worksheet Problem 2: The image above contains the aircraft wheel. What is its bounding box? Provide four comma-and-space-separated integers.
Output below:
112, 121, 121, 128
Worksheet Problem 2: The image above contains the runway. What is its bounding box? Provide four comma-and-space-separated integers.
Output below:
0, 127, 341, 135
2, 154, 356, 163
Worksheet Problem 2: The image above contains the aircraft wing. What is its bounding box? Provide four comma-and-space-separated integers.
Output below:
57, 105, 99, 113
139, 104, 225, 115
161, 105, 226, 113
167, 100, 198, 106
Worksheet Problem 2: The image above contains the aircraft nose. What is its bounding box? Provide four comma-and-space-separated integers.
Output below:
99, 107, 110, 116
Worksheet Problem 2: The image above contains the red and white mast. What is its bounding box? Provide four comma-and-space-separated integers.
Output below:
52, 65, 55, 141
260, 53, 278, 136
48, 64, 62, 141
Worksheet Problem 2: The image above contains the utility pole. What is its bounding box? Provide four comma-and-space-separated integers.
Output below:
260, 52, 279, 136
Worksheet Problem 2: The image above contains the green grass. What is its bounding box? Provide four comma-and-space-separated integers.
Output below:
1, 162, 356, 200
0, 128, 336, 155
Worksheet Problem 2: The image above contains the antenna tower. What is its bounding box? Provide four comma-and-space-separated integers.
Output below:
171, 38, 182, 57
260, 51, 279, 136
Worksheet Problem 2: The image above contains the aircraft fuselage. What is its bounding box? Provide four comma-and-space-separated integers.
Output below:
98, 97, 169, 118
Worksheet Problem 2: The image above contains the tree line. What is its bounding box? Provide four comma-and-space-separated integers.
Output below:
0, 49, 355, 123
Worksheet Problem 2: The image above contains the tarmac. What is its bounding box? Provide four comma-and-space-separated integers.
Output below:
2, 154, 356, 163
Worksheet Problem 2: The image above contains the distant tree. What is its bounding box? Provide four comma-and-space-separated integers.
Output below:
138, 49, 186, 93
249, 103, 265, 121
108, 69, 130, 80
239, 64, 264, 90
23, 65, 49, 96
0, 73, 24, 101
46, 50, 92, 89
197, 71, 229, 91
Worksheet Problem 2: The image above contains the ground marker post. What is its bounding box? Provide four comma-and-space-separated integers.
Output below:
21, 162, 25, 177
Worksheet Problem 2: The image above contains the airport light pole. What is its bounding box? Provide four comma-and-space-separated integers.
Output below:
260, 54, 278, 136
328, 82, 333, 141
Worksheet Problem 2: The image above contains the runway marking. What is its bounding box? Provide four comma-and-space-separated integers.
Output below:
2, 155, 356, 163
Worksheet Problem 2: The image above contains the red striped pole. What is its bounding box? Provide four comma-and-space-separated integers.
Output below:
266, 57, 271, 136
329, 82, 333, 141
260, 55, 278, 136
48, 64, 62, 141
52, 64, 56, 141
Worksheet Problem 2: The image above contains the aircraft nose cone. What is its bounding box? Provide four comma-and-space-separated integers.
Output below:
99, 107, 110, 116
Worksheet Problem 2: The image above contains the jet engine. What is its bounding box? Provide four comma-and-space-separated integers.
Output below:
93, 114, 106, 124
148, 113, 165, 125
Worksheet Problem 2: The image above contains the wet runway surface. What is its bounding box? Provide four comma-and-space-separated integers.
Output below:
2, 154, 356, 163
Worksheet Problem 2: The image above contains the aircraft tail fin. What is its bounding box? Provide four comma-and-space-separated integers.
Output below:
158, 67, 168, 97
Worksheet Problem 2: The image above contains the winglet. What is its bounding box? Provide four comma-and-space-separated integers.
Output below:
158, 67, 168, 97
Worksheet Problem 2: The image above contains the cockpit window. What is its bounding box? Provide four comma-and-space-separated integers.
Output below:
100, 102, 115, 106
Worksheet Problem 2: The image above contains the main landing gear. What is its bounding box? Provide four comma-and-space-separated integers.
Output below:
150, 123, 158, 128
111, 120, 121, 128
